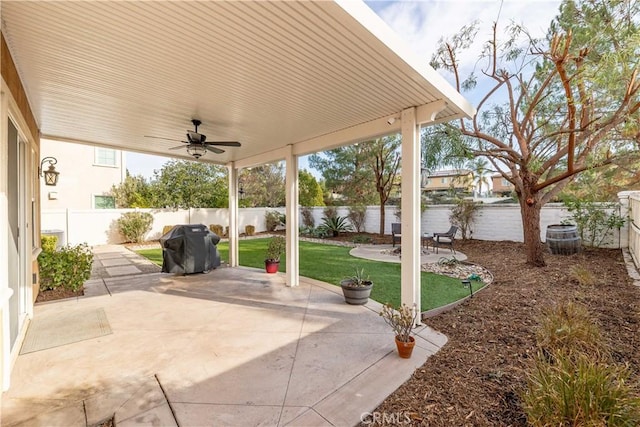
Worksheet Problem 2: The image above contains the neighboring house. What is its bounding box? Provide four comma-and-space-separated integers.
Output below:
423, 169, 474, 196
492, 173, 515, 196
40, 139, 126, 210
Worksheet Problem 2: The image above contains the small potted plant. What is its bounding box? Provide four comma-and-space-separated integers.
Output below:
265, 235, 286, 273
380, 303, 418, 358
340, 267, 373, 305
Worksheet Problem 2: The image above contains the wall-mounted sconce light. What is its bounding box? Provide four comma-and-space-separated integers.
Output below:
39, 157, 60, 186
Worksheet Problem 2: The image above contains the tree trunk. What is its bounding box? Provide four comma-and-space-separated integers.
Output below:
519, 194, 546, 267
379, 203, 385, 236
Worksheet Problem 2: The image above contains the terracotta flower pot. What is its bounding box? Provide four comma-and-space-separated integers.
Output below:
395, 336, 415, 359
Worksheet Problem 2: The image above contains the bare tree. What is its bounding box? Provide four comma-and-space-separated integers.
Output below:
427, 0, 639, 265
363, 136, 401, 235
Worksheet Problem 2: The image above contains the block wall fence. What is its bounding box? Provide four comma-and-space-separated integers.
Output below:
42, 197, 630, 249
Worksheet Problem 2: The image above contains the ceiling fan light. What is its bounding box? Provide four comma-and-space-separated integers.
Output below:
187, 144, 207, 159
188, 131, 206, 144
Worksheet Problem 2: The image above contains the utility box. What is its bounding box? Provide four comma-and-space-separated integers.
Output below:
160, 224, 221, 274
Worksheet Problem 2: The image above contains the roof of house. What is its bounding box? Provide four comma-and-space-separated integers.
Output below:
427, 169, 472, 178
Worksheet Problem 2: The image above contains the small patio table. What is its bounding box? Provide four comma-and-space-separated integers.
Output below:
422, 233, 434, 254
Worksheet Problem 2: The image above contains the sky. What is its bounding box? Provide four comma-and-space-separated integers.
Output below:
126, 0, 562, 179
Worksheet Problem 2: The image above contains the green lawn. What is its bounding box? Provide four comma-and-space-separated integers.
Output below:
137, 238, 484, 310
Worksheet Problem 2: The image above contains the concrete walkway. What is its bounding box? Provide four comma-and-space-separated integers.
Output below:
3, 245, 448, 426
349, 244, 467, 264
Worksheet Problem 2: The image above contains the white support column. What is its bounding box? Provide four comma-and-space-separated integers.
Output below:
227, 163, 239, 267
400, 107, 421, 321
285, 145, 299, 287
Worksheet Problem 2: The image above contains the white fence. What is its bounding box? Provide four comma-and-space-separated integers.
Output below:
42, 202, 627, 248
622, 191, 640, 266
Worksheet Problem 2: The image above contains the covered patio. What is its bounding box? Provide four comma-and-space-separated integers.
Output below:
0, 0, 473, 408
2, 246, 447, 426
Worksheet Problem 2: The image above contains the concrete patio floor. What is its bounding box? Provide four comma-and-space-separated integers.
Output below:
2, 245, 447, 426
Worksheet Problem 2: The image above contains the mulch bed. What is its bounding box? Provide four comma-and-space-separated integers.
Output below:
36, 287, 83, 303
365, 239, 640, 426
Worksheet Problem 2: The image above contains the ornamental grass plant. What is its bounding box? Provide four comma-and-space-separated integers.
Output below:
342, 267, 371, 287
522, 302, 640, 426
535, 302, 603, 358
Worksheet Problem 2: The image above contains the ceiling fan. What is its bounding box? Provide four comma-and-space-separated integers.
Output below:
144, 119, 241, 159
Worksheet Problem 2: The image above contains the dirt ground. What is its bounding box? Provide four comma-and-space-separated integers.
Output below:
367, 239, 640, 426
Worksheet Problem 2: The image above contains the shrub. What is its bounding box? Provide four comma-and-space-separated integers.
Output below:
209, 224, 223, 237
347, 205, 367, 232
313, 227, 329, 238
162, 225, 174, 236
266, 236, 286, 261
116, 211, 153, 243
319, 215, 353, 237
38, 243, 94, 292
41, 235, 58, 252
301, 207, 315, 228
265, 210, 283, 231
562, 199, 626, 247
245, 225, 256, 236
352, 234, 372, 244
449, 199, 480, 240
300, 226, 328, 239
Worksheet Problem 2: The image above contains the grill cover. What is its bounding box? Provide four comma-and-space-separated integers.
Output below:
160, 224, 221, 274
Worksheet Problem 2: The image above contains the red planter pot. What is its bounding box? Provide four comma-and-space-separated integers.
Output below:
265, 260, 280, 274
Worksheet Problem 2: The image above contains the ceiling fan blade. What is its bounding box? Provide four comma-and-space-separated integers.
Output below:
168, 145, 186, 150
208, 146, 225, 154
205, 141, 241, 147
144, 135, 183, 142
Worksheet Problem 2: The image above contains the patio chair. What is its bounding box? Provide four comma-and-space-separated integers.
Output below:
433, 225, 458, 254
391, 223, 401, 247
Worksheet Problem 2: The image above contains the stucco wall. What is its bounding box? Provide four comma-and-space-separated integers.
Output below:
42, 203, 625, 248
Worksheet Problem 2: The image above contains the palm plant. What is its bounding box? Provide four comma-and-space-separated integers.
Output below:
468, 158, 491, 197
319, 215, 353, 237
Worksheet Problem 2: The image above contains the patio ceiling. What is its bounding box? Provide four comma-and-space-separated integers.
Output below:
1, 0, 474, 166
